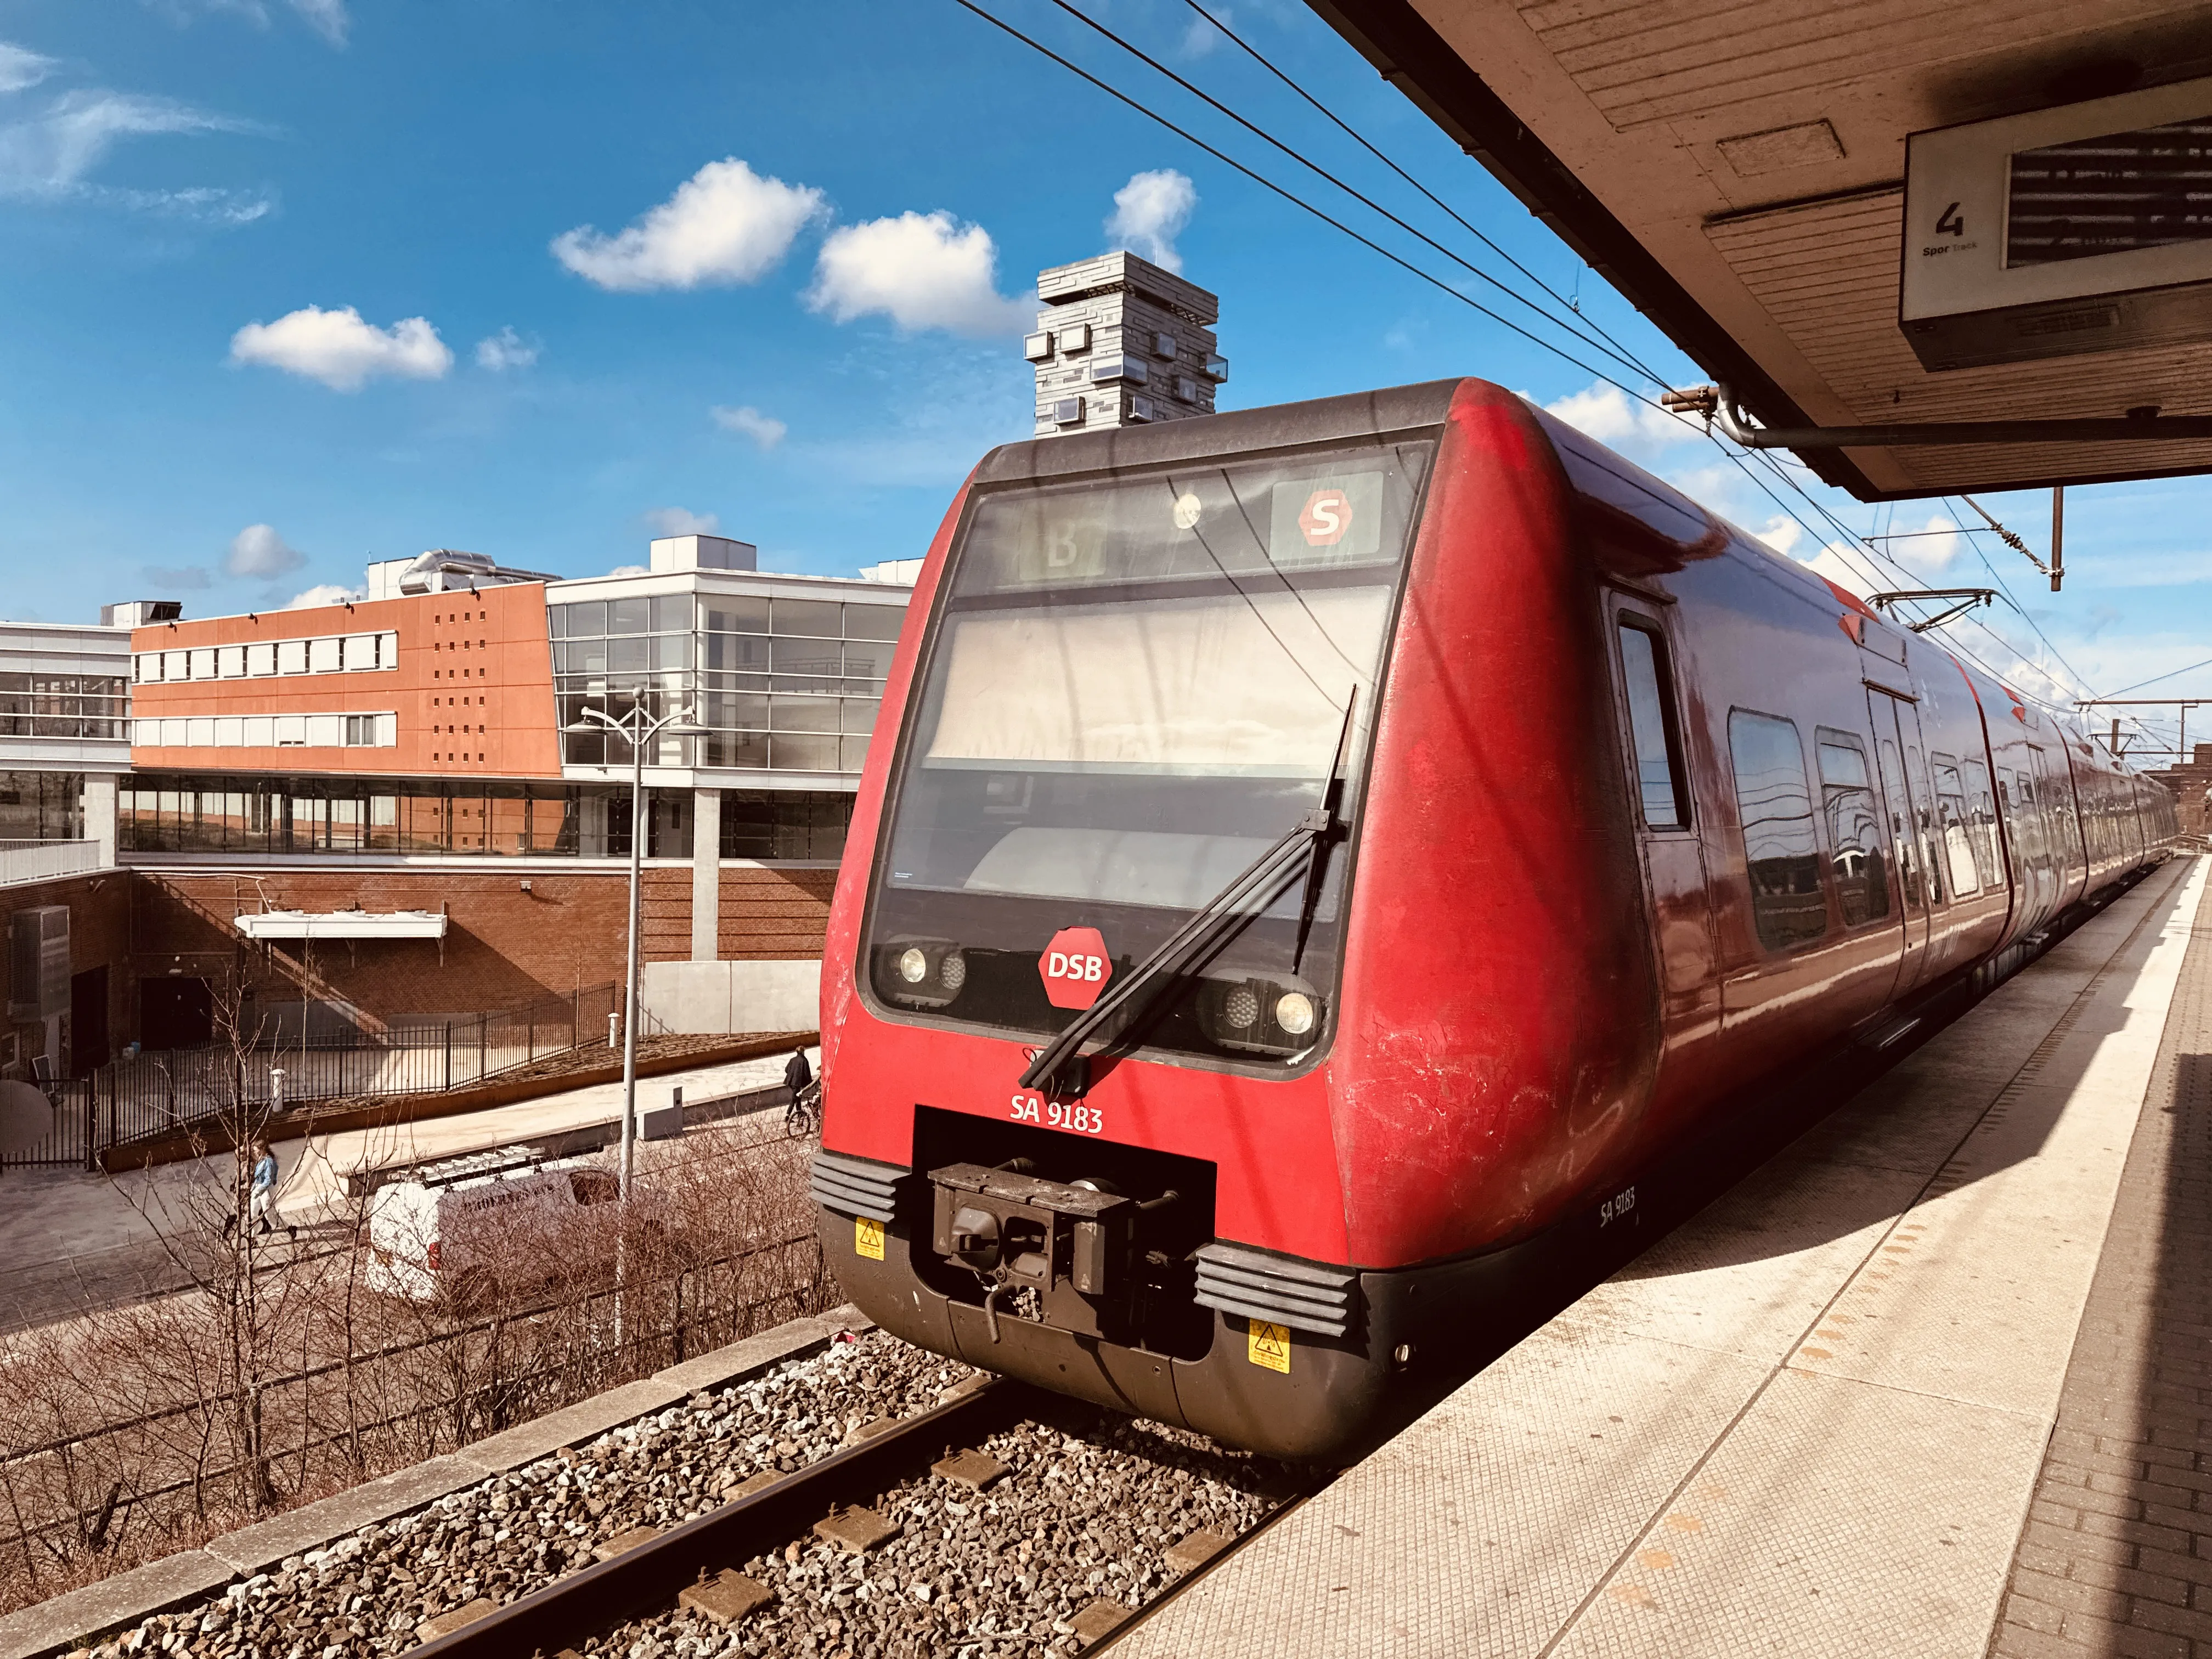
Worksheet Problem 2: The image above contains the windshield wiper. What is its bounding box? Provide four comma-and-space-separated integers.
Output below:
1018, 693, 1358, 1098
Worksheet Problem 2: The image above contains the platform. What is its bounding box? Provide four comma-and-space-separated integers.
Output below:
1117, 856, 2210, 1658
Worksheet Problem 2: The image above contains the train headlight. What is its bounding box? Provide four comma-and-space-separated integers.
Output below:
1198, 977, 1323, 1057
880, 939, 967, 1008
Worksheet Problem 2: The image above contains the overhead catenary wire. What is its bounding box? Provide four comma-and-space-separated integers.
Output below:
1167, 0, 1673, 387
1035, 0, 1666, 388
2100, 653, 2212, 701
943, 0, 1658, 399
950, 0, 2114, 715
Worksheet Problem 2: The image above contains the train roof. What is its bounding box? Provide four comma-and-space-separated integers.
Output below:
969, 376, 2147, 783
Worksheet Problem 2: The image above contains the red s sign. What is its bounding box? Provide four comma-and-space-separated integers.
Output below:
1298, 487, 1353, 546
1039, 927, 1112, 1010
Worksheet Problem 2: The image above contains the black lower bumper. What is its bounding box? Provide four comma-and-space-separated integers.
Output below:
812, 1172, 1562, 1462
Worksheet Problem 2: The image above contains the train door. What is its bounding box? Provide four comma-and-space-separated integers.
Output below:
1609, 603, 1716, 1047
1867, 689, 1932, 997
2031, 744, 2089, 911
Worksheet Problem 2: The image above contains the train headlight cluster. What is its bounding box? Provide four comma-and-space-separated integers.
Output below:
880, 939, 969, 1009
1199, 976, 1324, 1057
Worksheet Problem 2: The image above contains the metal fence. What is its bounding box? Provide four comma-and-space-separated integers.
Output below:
1, 983, 641, 1171
0, 1224, 832, 1604
0, 839, 102, 888
0, 1081, 93, 1170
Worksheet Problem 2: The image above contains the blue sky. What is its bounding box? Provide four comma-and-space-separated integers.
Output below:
3, 0, 2210, 761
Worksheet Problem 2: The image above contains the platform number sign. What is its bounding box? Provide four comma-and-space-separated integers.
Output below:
1039, 926, 1113, 1011
854, 1217, 885, 1261
1935, 201, 1965, 239
1247, 1319, 1291, 1374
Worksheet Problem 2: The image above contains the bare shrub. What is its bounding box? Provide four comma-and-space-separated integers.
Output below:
0, 1110, 827, 1617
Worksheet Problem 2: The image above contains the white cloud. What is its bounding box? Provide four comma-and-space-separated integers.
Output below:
473, 326, 539, 371
1541, 382, 1706, 457
808, 211, 1031, 336
141, 0, 348, 45
229, 306, 453, 391
225, 523, 305, 579
710, 404, 786, 449
606, 564, 649, 578
1104, 168, 1197, 273
552, 159, 825, 292
1178, 8, 1227, 56
286, 582, 362, 610
0, 89, 257, 199
286, 0, 347, 45
0, 44, 58, 93
1883, 511, 1965, 571
644, 507, 719, 537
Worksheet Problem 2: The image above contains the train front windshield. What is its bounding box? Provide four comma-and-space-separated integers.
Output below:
865, 438, 1434, 1068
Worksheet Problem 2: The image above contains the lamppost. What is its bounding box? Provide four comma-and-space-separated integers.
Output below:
561, 693, 709, 1203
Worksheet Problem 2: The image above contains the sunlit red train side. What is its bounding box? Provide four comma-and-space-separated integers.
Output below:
814, 379, 2176, 1458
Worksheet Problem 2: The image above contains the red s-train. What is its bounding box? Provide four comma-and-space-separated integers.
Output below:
810, 379, 2177, 1459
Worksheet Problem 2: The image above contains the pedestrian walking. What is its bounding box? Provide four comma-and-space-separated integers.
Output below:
785, 1045, 813, 1097
223, 1139, 296, 1240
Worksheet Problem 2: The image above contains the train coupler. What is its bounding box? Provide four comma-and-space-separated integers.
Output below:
931, 1160, 1180, 1344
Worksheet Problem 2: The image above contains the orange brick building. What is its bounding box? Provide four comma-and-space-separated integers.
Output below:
99, 537, 911, 1049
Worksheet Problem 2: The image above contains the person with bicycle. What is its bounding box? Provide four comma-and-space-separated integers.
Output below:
784, 1044, 820, 1134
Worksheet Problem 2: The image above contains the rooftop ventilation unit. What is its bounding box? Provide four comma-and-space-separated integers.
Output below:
1901, 75, 2212, 371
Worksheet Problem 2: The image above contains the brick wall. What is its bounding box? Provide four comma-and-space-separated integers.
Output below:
128, 863, 836, 1024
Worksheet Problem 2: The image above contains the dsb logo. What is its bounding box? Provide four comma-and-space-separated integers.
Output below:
1039, 926, 1112, 1010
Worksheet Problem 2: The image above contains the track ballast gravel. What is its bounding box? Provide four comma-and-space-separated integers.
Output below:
78, 1331, 1300, 1659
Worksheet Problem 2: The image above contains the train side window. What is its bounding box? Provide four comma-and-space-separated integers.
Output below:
1907, 742, 1946, 906
1616, 621, 1688, 830
1962, 760, 2002, 884
1930, 754, 1980, 896
1815, 731, 1888, 926
1875, 736, 1926, 911
1728, 710, 1828, 950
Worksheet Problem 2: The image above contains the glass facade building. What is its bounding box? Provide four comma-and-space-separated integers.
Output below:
0, 673, 128, 742
551, 592, 898, 772
117, 774, 854, 860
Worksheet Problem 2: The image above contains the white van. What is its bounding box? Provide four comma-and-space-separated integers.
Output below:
365, 1159, 619, 1304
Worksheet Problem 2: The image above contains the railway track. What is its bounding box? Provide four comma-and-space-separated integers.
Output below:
410, 1367, 1311, 1657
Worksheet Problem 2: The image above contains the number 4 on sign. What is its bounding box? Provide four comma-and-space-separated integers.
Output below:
1247, 1319, 1291, 1374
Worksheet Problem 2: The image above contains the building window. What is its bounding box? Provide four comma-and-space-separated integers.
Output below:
0, 771, 84, 840
0, 673, 129, 740
551, 591, 903, 773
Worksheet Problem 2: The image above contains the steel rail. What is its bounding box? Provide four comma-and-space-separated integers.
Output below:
411, 1376, 1040, 1656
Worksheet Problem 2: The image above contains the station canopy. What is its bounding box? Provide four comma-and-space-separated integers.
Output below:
1314, 1, 2212, 499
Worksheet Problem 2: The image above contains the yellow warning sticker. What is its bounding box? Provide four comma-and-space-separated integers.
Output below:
1246, 1318, 1291, 1374
854, 1216, 885, 1261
